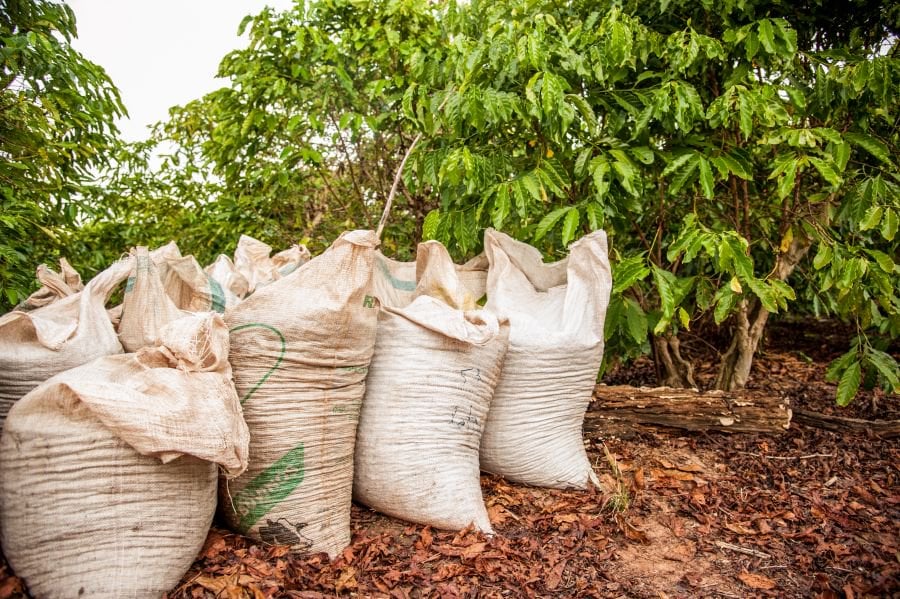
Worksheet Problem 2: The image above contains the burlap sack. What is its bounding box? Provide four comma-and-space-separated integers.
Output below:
0, 312, 249, 599
219, 230, 377, 558
233, 235, 310, 294
205, 254, 250, 307
479, 229, 612, 490
355, 241, 508, 533
0, 256, 133, 425
15, 258, 84, 311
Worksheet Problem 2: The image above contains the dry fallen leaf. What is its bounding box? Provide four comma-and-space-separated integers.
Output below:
334, 566, 357, 593
738, 570, 777, 590
616, 514, 650, 545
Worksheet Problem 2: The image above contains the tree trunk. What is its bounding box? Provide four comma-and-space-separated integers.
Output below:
653, 333, 696, 388
714, 236, 811, 391
586, 385, 792, 434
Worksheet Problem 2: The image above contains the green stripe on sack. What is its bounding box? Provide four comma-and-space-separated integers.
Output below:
377, 258, 416, 291
229, 323, 286, 404
207, 275, 227, 313
233, 443, 305, 531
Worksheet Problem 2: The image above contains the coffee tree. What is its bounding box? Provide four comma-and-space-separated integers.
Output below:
406, 0, 898, 403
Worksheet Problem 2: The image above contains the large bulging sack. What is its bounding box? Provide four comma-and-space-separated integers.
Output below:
0, 256, 133, 425
479, 229, 612, 490
0, 313, 249, 599
219, 230, 377, 558
354, 241, 509, 533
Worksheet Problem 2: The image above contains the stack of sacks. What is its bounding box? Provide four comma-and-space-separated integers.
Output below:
15, 258, 83, 311
0, 312, 249, 599
0, 255, 133, 425
354, 241, 508, 533
479, 229, 612, 490
219, 230, 378, 558
232, 235, 311, 295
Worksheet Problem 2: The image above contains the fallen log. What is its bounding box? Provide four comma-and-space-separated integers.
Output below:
585, 385, 792, 435
792, 408, 900, 438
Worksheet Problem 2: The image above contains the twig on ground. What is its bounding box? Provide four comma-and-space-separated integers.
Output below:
714, 541, 772, 559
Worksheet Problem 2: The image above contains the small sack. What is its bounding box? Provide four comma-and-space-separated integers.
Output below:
16, 258, 84, 311
355, 241, 508, 533
0, 256, 132, 425
479, 229, 612, 490
233, 235, 310, 294
118, 247, 187, 352
157, 254, 228, 314
205, 254, 250, 306
0, 313, 249, 599
219, 230, 378, 558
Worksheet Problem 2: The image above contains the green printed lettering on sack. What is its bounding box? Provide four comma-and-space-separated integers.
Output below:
207, 276, 227, 313
363, 295, 376, 308
229, 323, 286, 404
337, 365, 368, 374
233, 443, 305, 531
377, 258, 416, 291
124, 276, 135, 293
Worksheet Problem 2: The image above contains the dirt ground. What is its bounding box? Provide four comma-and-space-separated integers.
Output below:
1, 319, 897, 598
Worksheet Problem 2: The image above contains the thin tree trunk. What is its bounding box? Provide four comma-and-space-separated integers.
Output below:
653, 333, 697, 388
715, 236, 811, 391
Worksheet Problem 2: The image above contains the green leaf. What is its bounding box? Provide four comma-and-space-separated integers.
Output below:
866, 349, 900, 392
422, 209, 441, 240
844, 132, 893, 165
698, 156, 715, 199
757, 20, 777, 54
881, 209, 898, 241
813, 244, 833, 270
677, 306, 690, 330
613, 256, 651, 294
624, 297, 649, 344
711, 153, 752, 180
662, 152, 695, 177
808, 156, 842, 188
669, 155, 699, 196
860, 205, 883, 231
574, 148, 593, 178
713, 287, 740, 324
826, 348, 858, 382
866, 249, 896, 273
534, 206, 571, 241
591, 158, 611, 200
492, 184, 510, 229
561, 207, 580, 246
836, 360, 861, 406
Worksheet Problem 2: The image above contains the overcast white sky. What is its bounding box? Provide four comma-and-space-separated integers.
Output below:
68, 0, 295, 141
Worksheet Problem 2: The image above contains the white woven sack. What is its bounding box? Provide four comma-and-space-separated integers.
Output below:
118, 247, 187, 353
220, 230, 378, 558
479, 229, 612, 490
355, 241, 508, 533
0, 312, 249, 599
0, 256, 133, 425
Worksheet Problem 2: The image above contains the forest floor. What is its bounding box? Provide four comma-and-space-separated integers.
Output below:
1, 319, 897, 598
